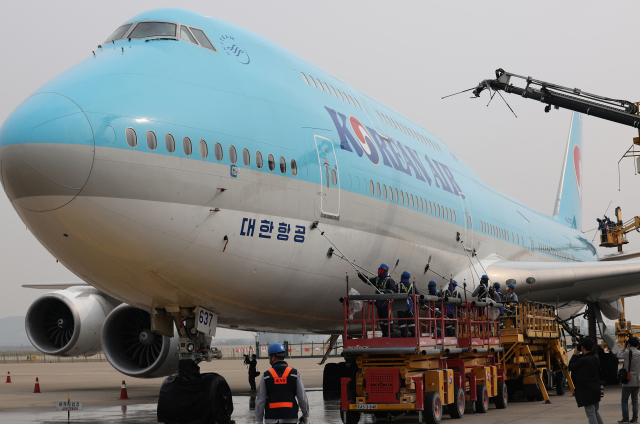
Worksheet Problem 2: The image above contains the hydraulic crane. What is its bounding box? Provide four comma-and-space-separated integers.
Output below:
469, 69, 640, 178
597, 207, 640, 251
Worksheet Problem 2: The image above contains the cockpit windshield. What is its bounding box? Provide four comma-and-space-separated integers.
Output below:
104, 24, 132, 43
128, 22, 176, 39
101, 21, 217, 52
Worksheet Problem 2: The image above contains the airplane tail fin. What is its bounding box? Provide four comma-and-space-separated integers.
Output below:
552, 112, 583, 230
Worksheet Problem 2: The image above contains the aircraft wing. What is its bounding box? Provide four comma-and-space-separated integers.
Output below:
22, 282, 89, 289
486, 258, 640, 304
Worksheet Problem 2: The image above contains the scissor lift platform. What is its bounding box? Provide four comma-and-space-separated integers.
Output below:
499, 301, 575, 402
339, 293, 507, 424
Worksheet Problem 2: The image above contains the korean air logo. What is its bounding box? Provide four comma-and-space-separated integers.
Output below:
449, 374, 453, 386
219, 35, 250, 65
349, 116, 380, 166
573, 145, 582, 203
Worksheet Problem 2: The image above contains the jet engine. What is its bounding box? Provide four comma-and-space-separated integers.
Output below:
102, 304, 179, 378
25, 287, 116, 356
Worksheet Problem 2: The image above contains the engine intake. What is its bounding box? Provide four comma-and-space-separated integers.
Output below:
102, 304, 178, 378
25, 287, 114, 356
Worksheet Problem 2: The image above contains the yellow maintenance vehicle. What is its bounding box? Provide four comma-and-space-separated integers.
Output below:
598, 207, 640, 252
499, 301, 575, 403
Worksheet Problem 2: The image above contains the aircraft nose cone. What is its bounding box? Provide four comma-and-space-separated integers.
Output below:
0, 93, 95, 211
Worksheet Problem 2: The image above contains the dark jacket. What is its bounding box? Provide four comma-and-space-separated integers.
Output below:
568, 351, 601, 407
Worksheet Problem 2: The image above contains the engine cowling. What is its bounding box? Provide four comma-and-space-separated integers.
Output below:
102, 304, 179, 378
25, 287, 115, 356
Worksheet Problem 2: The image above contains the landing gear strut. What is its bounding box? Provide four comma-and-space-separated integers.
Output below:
157, 307, 233, 424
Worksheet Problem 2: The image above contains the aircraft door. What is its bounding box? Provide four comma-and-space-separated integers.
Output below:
524, 221, 535, 256
314, 135, 340, 219
459, 192, 474, 252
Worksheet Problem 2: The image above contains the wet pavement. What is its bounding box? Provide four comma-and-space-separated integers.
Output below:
0, 386, 629, 424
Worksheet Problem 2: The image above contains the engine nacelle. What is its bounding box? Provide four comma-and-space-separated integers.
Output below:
102, 304, 179, 378
25, 287, 115, 356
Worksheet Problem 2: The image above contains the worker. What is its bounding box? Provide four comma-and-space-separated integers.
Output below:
503, 283, 518, 303
444, 279, 461, 300
358, 263, 397, 337
472, 275, 491, 301
427, 280, 441, 297
255, 343, 309, 424
245, 353, 259, 391
491, 282, 502, 302
397, 271, 418, 337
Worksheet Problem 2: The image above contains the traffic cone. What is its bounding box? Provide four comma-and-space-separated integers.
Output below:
118, 380, 129, 400
33, 377, 41, 393
5, 372, 11, 383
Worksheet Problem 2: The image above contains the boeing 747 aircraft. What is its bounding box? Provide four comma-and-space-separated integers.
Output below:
2, 8, 640, 382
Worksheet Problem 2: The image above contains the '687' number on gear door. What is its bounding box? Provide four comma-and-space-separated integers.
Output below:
195, 306, 217, 336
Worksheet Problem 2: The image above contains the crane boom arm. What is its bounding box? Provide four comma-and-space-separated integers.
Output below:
473, 69, 640, 128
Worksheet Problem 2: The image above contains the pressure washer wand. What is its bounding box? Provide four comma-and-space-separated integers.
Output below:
311, 221, 383, 294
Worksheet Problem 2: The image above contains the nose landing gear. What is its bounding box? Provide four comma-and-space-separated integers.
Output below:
156, 307, 233, 424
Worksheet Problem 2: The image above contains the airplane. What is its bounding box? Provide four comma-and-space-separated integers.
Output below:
2, 7, 640, 386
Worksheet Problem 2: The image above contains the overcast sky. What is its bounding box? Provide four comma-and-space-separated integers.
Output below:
2, 1, 640, 324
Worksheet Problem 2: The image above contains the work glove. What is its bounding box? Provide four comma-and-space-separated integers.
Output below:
299, 417, 309, 424
357, 272, 368, 283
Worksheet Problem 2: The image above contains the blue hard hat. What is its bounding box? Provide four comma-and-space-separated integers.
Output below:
508, 284, 515, 290
401, 271, 411, 279
268, 343, 286, 355
450, 280, 458, 287
379, 263, 389, 272
481, 275, 489, 280
494, 282, 500, 288
428, 280, 437, 287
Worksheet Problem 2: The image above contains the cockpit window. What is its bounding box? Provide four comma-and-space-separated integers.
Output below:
128, 22, 177, 39
179, 26, 197, 44
104, 24, 132, 43
189, 28, 217, 51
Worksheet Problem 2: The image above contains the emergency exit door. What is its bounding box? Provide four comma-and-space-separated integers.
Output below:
314, 135, 340, 219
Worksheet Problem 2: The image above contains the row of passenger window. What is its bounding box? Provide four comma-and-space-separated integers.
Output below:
369, 179, 456, 222
124, 128, 298, 176
373, 109, 446, 155
300, 71, 363, 111
538, 243, 572, 261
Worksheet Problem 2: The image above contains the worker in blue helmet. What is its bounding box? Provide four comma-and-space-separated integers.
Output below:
444, 278, 461, 300
427, 280, 441, 297
256, 343, 309, 424
503, 284, 518, 303
472, 274, 491, 301
358, 262, 398, 338
397, 271, 419, 337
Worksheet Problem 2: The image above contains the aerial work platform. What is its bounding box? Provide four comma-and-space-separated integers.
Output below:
500, 301, 575, 402
339, 293, 506, 424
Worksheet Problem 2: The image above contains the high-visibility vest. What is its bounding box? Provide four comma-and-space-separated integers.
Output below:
264, 365, 299, 420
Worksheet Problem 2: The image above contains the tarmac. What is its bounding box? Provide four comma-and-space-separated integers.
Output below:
0, 357, 631, 423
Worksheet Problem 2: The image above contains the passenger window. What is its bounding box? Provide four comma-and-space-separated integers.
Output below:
180, 26, 197, 43
104, 23, 132, 43
243, 148, 251, 166
146, 130, 157, 150
411, 194, 415, 208
189, 27, 217, 51
183, 137, 192, 155
400, 190, 405, 204
322, 82, 331, 93
129, 22, 177, 39
301, 72, 309, 85
395, 188, 399, 203
331, 169, 337, 186
165, 133, 175, 153
279, 156, 286, 174
383, 184, 387, 199
337, 89, 346, 102
308, 75, 318, 88
354, 98, 362, 110
389, 186, 394, 201
376, 182, 381, 197
369, 180, 374, 195
317, 78, 324, 91
126, 128, 137, 148
214, 142, 223, 161
256, 151, 264, 169
199, 139, 208, 159
229, 145, 237, 164
330, 85, 338, 98
268, 154, 275, 171
291, 159, 297, 176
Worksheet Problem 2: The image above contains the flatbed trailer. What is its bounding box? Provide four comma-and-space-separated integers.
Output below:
339, 293, 507, 424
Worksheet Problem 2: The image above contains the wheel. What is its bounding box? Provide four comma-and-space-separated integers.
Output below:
424, 391, 443, 424
555, 372, 566, 396
340, 411, 361, 424
475, 385, 489, 413
323, 363, 340, 399
448, 387, 465, 419
495, 382, 508, 409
